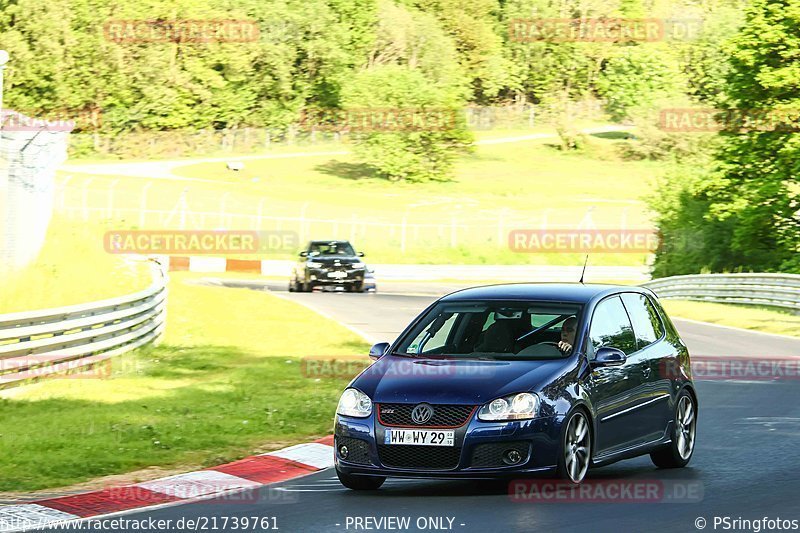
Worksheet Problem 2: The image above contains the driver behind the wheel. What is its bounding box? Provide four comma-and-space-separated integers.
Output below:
558, 317, 577, 354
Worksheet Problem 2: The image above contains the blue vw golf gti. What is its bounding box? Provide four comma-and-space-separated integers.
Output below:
334, 284, 698, 489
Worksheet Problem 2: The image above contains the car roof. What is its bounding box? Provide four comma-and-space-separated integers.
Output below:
309, 240, 351, 244
439, 283, 649, 304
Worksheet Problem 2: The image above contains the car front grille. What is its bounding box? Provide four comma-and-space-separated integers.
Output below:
335, 436, 372, 465
377, 404, 475, 428
315, 264, 354, 272
378, 445, 461, 470
470, 441, 530, 468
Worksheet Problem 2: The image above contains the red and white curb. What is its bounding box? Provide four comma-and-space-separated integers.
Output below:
159, 256, 649, 282
0, 436, 334, 532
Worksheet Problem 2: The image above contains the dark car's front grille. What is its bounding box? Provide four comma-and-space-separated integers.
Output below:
335, 436, 372, 465
378, 445, 461, 470
378, 404, 475, 428
470, 441, 530, 468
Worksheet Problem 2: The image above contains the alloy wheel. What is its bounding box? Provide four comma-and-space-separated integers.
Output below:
676, 395, 696, 460
564, 412, 591, 483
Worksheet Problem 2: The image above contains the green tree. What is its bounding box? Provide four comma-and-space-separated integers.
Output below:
341, 66, 473, 182
403, 0, 514, 102
597, 45, 684, 121
651, 0, 800, 275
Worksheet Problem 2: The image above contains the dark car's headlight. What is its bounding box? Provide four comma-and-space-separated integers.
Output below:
352, 261, 365, 269
478, 393, 539, 421
337, 388, 372, 418
307, 261, 323, 268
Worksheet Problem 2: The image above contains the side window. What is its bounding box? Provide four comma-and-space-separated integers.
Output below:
407, 314, 457, 354
646, 297, 667, 339
620, 293, 664, 350
589, 296, 637, 356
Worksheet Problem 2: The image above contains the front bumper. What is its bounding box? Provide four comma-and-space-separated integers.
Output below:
307, 268, 365, 286
334, 411, 563, 478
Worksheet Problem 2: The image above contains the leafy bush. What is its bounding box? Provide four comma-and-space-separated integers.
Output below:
597, 46, 685, 122
341, 66, 473, 182
620, 98, 718, 161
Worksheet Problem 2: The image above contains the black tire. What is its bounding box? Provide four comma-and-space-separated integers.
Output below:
336, 469, 386, 490
346, 282, 364, 293
556, 409, 592, 484
651, 390, 696, 468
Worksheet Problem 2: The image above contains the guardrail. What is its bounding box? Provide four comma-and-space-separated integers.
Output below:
642, 273, 800, 311
0, 259, 168, 389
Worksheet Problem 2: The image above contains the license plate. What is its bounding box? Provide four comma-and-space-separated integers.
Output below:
384, 429, 455, 446
327, 271, 347, 278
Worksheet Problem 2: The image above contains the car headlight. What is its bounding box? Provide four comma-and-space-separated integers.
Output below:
307, 261, 323, 268
478, 393, 539, 421
352, 262, 365, 268
336, 388, 372, 418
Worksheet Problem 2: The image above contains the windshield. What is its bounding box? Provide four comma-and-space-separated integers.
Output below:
394, 300, 583, 360
308, 242, 356, 256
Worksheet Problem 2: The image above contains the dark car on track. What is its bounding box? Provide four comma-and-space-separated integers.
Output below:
334, 283, 697, 489
289, 240, 369, 292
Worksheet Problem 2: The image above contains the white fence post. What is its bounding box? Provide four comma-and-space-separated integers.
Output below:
139, 182, 152, 228
107, 179, 119, 219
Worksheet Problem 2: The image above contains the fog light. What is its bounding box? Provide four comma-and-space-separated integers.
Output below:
339, 445, 349, 459
503, 449, 522, 465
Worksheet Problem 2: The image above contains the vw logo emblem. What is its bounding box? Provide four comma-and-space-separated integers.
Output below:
411, 403, 434, 425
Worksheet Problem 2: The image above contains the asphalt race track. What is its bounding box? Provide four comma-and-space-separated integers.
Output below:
45, 282, 800, 533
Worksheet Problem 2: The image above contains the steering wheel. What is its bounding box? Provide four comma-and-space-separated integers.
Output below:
539, 340, 569, 354
516, 341, 564, 357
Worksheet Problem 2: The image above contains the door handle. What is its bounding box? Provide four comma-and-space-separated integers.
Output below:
643, 367, 652, 378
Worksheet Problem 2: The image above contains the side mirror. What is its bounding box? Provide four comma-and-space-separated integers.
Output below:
592, 346, 626, 367
299, 251, 308, 257
369, 342, 390, 361
357, 251, 365, 257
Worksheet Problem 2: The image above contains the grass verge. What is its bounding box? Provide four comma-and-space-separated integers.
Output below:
661, 299, 800, 338
56, 131, 662, 265
0, 220, 150, 314
0, 271, 369, 491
